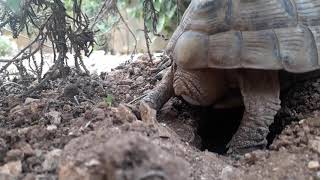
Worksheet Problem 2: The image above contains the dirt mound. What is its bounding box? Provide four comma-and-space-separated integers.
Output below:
0, 54, 320, 179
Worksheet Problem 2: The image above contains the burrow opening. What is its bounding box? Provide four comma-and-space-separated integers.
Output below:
178, 71, 320, 154
196, 100, 292, 154
196, 106, 243, 154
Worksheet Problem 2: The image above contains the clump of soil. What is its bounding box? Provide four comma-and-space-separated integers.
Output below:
1, 54, 320, 179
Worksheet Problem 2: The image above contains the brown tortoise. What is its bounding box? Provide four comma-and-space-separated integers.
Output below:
141, 0, 320, 154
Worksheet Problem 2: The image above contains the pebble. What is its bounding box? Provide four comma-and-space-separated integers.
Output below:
112, 104, 138, 124
18, 143, 35, 157
125, 94, 131, 101
24, 98, 40, 104
46, 111, 62, 125
219, 165, 240, 180
92, 108, 105, 120
42, 149, 62, 171
85, 159, 101, 167
308, 161, 320, 170
47, 125, 58, 131
5, 149, 23, 161
133, 67, 140, 75
310, 138, 320, 154
136, 76, 145, 84
63, 84, 79, 98
0, 161, 22, 177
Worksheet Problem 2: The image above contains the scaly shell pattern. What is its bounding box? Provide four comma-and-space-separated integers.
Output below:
169, 0, 320, 73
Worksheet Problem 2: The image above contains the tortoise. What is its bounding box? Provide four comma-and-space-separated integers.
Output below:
141, 0, 320, 154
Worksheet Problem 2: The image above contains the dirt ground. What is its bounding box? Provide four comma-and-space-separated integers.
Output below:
1, 54, 320, 180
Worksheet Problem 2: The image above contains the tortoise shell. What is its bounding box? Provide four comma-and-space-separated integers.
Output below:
168, 0, 320, 73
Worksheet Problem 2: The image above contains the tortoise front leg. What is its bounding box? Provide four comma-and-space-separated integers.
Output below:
227, 70, 281, 155
141, 66, 174, 110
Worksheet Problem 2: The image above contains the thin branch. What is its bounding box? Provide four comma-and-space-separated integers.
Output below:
115, 6, 137, 59
0, 34, 46, 74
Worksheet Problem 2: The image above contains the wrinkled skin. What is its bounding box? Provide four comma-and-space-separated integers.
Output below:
141, 65, 281, 154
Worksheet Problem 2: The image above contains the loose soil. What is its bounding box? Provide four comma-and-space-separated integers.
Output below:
1, 54, 320, 180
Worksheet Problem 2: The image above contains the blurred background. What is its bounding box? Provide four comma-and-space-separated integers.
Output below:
0, 0, 191, 76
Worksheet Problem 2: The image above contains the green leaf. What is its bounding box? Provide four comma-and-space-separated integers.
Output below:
6, 0, 21, 15
154, 0, 161, 12
104, 94, 113, 107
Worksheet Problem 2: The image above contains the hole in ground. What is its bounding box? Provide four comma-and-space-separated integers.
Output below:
169, 94, 295, 155
196, 106, 291, 154
197, 107, 244, 154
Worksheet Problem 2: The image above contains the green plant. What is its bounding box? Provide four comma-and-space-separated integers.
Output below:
0, 36, 14, 56
104, 94, 113, 106
120, 0, 178, 35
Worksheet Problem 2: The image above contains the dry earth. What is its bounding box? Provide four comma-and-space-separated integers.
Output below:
0, 54, 320, 180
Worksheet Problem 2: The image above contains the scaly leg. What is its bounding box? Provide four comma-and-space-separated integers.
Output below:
227, 70, 281, 155
141, 66, 174, 110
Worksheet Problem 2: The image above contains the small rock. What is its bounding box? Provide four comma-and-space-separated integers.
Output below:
24, 98, 40, 105
5, 149, 23, 161
136, 76, 145, 84
139, 101, 157, 124
219, 165, 241, 180
18, 143, 34, 157
62, 104, 72, 112
308, 161, 320, 170
46, 111, 62, 125
112, 104, 138, 124
95, 102, 109, 109
84, 159, 101, 167
47, 125, 58, 131
0, 161, 22, 177
92, 108, 105, 120
17, 127, 30, 135
125, 94, 132, 101
42, 149, 62, 171
133, 67, 140, 75
309, 138, 320, 154
118, 79, 134, 85
61, 113, 73, 121
63, 84, 79, 99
